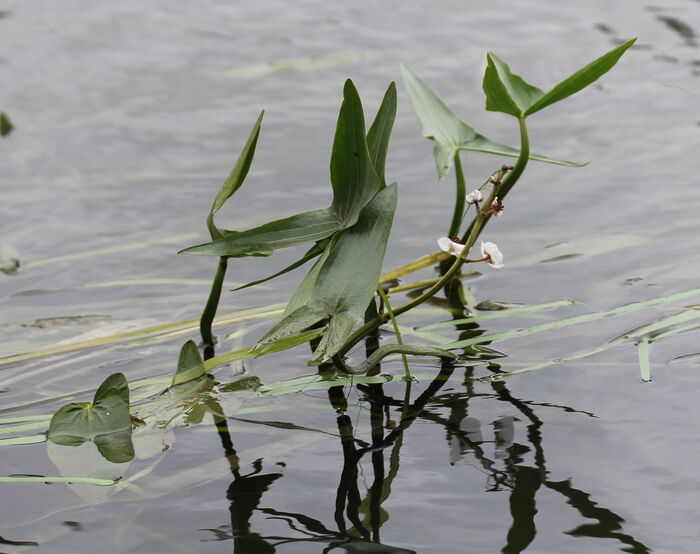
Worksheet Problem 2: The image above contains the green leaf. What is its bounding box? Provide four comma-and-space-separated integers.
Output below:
0, 244, 20, 274
0, 435, 46, 446
0, 476, 117, 486
207, 111, 264, 240
47, 373, 134, 463
172, 340, 207, 386
483, 39, 637, 118
330, 79, 382, 226
525, 39, 636, 116
181, 208, 340, 257
483, 53, 544, 117
400, 64, 582, 180
367, 82, 397, 187
258, 372, 392, 396
340, 343, 458, 375
256, 183, 398, 363
0, 112, 13, 137
181, 79, 386, 258
232, 243, 324, 291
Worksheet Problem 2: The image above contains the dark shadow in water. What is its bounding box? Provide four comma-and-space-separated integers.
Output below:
656, 15, 697, 47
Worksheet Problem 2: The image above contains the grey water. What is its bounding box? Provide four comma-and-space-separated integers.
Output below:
2, 0, 700, 552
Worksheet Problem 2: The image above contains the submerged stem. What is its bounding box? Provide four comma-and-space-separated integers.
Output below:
200, 257, 228, 348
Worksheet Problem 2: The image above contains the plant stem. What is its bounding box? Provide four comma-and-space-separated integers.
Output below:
461, 117, 530, 243
200, 257, 228, 348
447, 152, 466, 238
336, 118, 531, 365
376, 285, 411, 380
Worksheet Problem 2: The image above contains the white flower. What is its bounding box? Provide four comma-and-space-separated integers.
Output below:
466, 189, 483, 204
480, 240, 504, 268
438, 237, 466, 257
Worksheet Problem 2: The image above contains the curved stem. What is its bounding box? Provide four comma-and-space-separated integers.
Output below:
461, 117, 530, 244
376, 286, 411, 379
336, 118, 531, 364
447, 152, 466, 238
200, 257, 228, 348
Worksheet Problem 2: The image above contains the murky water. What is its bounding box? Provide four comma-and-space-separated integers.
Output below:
2, 1, 700, 552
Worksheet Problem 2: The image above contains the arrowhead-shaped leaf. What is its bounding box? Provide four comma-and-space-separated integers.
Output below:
48, 373, 134, 463
207, 111, 264, 240
483, 54, 544, 117
181, 208, 340, 257
367, 81, 397, 187
483, 39, 637, 118
0, 112, 13, 137
330, 79, 382, 226
182, 80, 395, 262
401, 64, 582, 180
256, 183, 398, 363
172, 340, 207, 386
524, 38, 636, 116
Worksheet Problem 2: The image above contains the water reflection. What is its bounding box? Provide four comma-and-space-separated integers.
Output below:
195, 354, 649, 553
192, 283, 650, 552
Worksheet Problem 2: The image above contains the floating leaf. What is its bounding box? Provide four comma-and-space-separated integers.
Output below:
400, 64, 582, 180
0, 244, 20, 274
0, 435, 46, 447
171, 340, 207, 386
339, 343, 458, 375
637, 338, 651, 382
47, 373, 134, 463
0, 475, 117, 486
258, 373, 393, 396
256, 183, 398, 363
220, 52, 364, 78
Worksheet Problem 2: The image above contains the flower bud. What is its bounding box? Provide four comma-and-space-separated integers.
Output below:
466, 189, 483, 204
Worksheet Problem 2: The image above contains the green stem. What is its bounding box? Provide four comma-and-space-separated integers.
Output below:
336, 118, 531, 364
447, 152, 466, 238
376, 286, 411, 380
200, 257, 228, 348
461, 117, 530, 243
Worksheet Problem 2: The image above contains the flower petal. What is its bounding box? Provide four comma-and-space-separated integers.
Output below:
480, 240, 504, 268
438, 237, 465, 256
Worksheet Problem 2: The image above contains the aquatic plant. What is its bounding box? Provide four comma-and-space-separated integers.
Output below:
181, 39, 636, 373
16, 39, 688, 459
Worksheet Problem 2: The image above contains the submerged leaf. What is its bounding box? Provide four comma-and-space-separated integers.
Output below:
48, 373, 134, 463
400, 64, 582, 180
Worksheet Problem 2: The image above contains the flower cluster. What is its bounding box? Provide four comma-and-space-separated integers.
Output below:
437, 237, 504, 268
